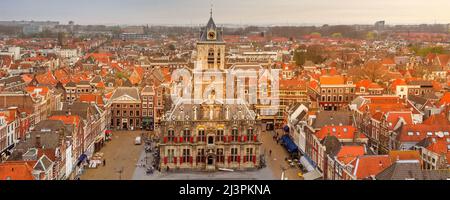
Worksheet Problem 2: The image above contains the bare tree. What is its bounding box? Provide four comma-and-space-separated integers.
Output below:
348, 61, 388, 82
362, 61, 389, 82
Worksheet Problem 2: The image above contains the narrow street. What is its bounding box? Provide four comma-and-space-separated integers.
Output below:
260, 128, 304, 180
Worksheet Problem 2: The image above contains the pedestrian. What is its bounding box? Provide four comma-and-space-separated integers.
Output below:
269, 150, 272, 156
167, 166, 170, 172
103, 159, 106, 166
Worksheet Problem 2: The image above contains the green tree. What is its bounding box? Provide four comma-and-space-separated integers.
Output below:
411, 46, 445, 57
310, 32, 322, 37
332, 32, 343, 38
366, 31, 377, 40
116, 71, 129, 79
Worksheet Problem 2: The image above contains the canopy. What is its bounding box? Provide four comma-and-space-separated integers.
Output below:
281, 134, 298, 153
300, 156, 316, 172
303, 169, 323, 180
77, 154, 87, 166
283, 125, 290, 132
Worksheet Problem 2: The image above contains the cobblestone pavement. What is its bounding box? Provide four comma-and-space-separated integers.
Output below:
260, 128, 304, 180
79, 129, 301, 180
80, 131, 145, 180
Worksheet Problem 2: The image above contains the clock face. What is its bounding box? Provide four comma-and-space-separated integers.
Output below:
208, 31, 216, 39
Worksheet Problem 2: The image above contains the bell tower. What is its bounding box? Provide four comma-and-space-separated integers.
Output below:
196, 8, 225, 70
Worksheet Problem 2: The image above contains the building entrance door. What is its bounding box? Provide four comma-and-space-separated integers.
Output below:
207, 156, 214, 165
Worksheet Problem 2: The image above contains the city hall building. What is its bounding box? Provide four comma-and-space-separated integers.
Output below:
159, 97, 262, 171
158, 12, 263, 171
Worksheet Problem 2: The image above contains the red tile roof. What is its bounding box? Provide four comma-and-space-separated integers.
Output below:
390, 79, 406, 92
388, 150, 421, 162
35, 70, 58, 86
384, 112, 413, 130
397, 124, 450, 142
336, 145, 365, 164
48, 115, 81, 128
0, 161, 35, 180
351, 155, 392, 180
423, 113, 450, 125
319, 75, 345, 85
315, 125, 361, 140
79, 94, 104, 105
25, 86, 50, 97
439, 92, 450, 106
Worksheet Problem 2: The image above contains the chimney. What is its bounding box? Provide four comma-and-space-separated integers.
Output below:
353, 130, 360, 142
35, 135, 41, 148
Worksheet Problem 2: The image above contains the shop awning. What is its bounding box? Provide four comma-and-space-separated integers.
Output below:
303, 169, 322, 180
77, 154, 87, 166
281, 135, 298, 153
283, 125, 290, 132
300, 156, 316, 172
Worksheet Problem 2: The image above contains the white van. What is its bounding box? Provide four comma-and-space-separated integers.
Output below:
134, 136, 142, 145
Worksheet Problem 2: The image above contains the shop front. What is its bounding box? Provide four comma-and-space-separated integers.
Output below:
143, 117, 154, 131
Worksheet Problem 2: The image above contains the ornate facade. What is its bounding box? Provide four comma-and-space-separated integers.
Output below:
159, 98, 262, 171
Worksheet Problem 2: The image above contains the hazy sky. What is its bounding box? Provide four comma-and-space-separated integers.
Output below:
1, 0, 450, 25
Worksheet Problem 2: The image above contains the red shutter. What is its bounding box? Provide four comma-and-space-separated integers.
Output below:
179, 136, 183, 143
244, 156, 247, 162
228, 135, 232, 142
173, 157, 177, 164
163, 137, 168, 143
174, 137, 177, 143
190, 137, 194, 143
253, 135, 257, 142
180, 156, 183, 164
243, 136, 247, 142
253, 155, 256, 164
238, 136, 241, 142
223, 136, 226, 142
197, 136, 200, 142
228, 156, 231, 163
190, 156, 193, 164
237, 155, 241, 163
163, 157, 168, 165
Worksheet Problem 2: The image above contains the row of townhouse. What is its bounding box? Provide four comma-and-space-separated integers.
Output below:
349, 95, 423, 154
0, 86, 62, 160
0, 83, 110, 179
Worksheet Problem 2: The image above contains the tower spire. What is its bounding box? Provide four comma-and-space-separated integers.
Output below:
210, 0, 213, 18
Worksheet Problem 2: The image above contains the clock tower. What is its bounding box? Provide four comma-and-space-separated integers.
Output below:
196, 10, 225, 70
